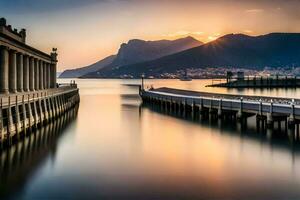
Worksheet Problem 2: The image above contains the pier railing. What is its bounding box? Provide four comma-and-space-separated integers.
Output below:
152, 87, 300, 105
0, 84, 78, 108
140, 87, 300, 130
142, 90, 299, 116
0, 84, 80, 147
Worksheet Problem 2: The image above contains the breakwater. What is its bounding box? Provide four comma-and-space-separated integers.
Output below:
0, 85, 80, 147
140, 87, 300, 139
208, 76, 300, 88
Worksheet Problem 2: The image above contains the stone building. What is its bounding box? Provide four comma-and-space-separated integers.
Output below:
0, 18, 79, 147
0, 17, 57, 94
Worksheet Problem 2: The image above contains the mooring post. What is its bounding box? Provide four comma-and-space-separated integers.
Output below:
177, 101, 180, 114
170, 97, 173, 113
51, 95, 57, 118
218, 98, 222, 118
36, 93, 40, 124
165, 97, 169, 113
163, 98, 166, 112
15, 95, 21, 139
209, 97, 213, 114
141, 74, 144, 91
38, 93, 44, 123
0, 98, 3, 148
237, 97, 243, 121
32, 94, 38, 129
47, 96, 53, 120
208, 97, 215, 121
58, 95, 63, 114
267, 99, 274, 129
191, 100, 195, 119
22, 95, 27, 136
259, 99, 262, 116
55, 95, 60, 116
256, 99, 263, 131
183, 99, 186, 116
173, 99, 177, 112
27, 94, 33, 130
43, 94, 49, 121
61, 95, 66, 113
288, 99, 295, 129
7, 96, 13, 145
199, 97, 203, 118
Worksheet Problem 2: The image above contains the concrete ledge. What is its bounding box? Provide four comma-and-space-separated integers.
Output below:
0, 86, 80, 147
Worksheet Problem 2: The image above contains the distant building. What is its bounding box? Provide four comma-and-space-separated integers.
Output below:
237, 71, 245, 81
226, 71, 233, 83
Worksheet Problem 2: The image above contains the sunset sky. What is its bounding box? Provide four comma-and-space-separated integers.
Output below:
1, 0, 300, 71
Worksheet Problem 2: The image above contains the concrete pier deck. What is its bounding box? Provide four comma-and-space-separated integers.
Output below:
140, 87, 300, 138
153, 87, 300, 104
0, 84, 80, 147
0, 84, 78, 108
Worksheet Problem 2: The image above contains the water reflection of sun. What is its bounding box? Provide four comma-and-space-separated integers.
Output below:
141, 111, 227, 178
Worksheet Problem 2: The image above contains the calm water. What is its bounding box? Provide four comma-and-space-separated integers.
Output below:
2, 79, 300, 200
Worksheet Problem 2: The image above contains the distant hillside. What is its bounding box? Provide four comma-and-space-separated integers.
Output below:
87, 33, 300, 78
60, 36, 202, 78
111, 36, 203, 67
59, 55, 116, 78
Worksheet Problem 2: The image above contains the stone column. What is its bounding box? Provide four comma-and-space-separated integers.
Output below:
9, 50, 17, 93
50, 50, 58, 88
17, 53, 23, 92
29, 57, 35, 91
50, 64, 54, 88
23, 55, 29, 92
0, 46, 9, 94
43, 62, 47, 89
39, 60, 44, 90
47, 63, 51, 89
34, 58, 39, 90
51, 63, 57, 88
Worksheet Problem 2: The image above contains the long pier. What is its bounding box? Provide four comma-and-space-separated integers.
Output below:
140, 87, 300, 136
0, 18, 80, 147
208, 76, 300, 88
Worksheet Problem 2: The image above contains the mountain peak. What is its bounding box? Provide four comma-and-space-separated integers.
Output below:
61, 36, 203, 78
126, 36, 200, 44
178, 35, 198, 41
127, 39, 145, 44
218, 33, 253, 41
111, 36, 203, 67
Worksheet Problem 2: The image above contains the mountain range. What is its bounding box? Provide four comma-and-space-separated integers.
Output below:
61, 33, 300, 79
60, 36, 202, 78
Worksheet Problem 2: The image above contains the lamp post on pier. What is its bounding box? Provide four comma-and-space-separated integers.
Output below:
141, 73, 145, 90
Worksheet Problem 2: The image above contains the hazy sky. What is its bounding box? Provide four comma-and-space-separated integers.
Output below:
1, 0, 300, 71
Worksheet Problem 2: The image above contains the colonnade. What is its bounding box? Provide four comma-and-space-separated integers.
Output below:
0, 45, 57, 94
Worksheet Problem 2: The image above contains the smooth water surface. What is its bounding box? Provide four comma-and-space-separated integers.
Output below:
2, 79, 300, 199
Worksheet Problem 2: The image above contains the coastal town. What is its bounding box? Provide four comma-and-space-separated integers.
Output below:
120, 66, 300, 79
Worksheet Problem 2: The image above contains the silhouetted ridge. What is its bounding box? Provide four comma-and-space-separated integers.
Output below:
110, 36, 203, 67
61, 36, 202, 78
60, 55, 116, 78
85, 33, 300, 78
